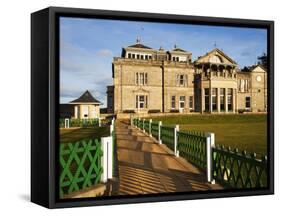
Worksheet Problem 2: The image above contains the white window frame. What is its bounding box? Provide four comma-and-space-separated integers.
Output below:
179, 96, 185, 112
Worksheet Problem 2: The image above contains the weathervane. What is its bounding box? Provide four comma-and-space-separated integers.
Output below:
214, 41, 217, 48
136, 36, 141, 44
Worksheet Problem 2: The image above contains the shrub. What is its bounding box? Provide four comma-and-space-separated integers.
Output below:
123, 110, 135, 113
238, 109, 245, 114
170, 109, 179, 113
148, 109, 161, 113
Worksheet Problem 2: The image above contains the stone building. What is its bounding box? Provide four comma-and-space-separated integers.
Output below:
60, 90, 101, 119
107, 41, 267, 115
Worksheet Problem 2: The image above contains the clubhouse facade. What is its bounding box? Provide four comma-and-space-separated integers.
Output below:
107, 42, 267, 115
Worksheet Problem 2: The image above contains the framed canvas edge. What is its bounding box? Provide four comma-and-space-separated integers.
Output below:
32, 6, 274, 209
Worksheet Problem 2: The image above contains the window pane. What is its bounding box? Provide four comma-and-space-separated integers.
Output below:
189, 96, 193, 108
180, 75, 184, 85
245, 97, 251, 108
145, 73, 148, 85
205, 88, 209, 96
140, 73, 144, 85
171, 96, 176, 108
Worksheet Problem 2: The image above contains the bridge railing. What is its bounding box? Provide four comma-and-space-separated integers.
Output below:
132, 117, 268, 189
212, 146, 267, 188
151, 121, 160, 140
161, 125, 178, 154
177, 131, 207, 170
144, 119, 150, 133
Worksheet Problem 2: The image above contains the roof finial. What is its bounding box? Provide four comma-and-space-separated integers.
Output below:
136, 36, 141, 44
174, 44, 177, 49
214, 41, 217, 48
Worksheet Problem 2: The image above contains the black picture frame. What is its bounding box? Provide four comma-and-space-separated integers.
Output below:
31, 6, 274, 208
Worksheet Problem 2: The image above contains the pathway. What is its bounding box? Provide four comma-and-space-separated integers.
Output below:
112, 120, 222, 195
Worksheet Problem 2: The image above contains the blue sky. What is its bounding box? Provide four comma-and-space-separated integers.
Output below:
60, 17, 267, 106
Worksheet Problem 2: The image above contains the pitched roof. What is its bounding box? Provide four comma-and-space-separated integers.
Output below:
127, 43, 152, 49
251, 64, 267, 72
195, 48, 237, 65
60, 104, 74, 118
172, 47, 187, 52
70, 90, 101, 104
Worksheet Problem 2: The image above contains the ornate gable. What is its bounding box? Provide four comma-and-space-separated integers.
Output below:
195, 48, 237, 65
251, 65, 267, 73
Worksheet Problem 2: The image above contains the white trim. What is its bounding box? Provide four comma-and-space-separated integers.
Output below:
206, 132, 215, 184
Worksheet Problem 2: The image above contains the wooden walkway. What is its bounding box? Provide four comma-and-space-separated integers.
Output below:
112, 120, 222, 195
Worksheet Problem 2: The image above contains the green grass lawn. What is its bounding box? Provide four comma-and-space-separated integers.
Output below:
151, 114, 267, 157
60, 126, 110, 143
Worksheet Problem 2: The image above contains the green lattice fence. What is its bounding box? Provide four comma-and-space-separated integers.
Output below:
177, 131, 207, 169
59, 139, 103, 198
136, 118, 140, 127
144, 120, 150, 133
160, 126, 175, 151
59, 118, 100, 128
151, 122, 159, 139
212, 146, 268, 188
59, 118, 65, 128
133, 118, 137, 126
139, 119, 144, 129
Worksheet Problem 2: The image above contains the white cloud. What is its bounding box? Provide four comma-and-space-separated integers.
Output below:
98, 49, 113, 57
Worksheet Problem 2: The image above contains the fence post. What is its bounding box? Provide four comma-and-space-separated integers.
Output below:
174, 125, 179, 157
130, 115, 133, 126
110, 124, 114, 136
206, 132, 215, 184
158, 121, 162, 144
64, 118, 70, 128
112, 118, 115, 126
149, 119, 152, 137
143, 119, 145, 132
101, 136, 113, 183
98, 118, 101, 127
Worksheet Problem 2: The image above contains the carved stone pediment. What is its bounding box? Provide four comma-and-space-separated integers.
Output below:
133, 87, 150, 94
195, 48, 237, 66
